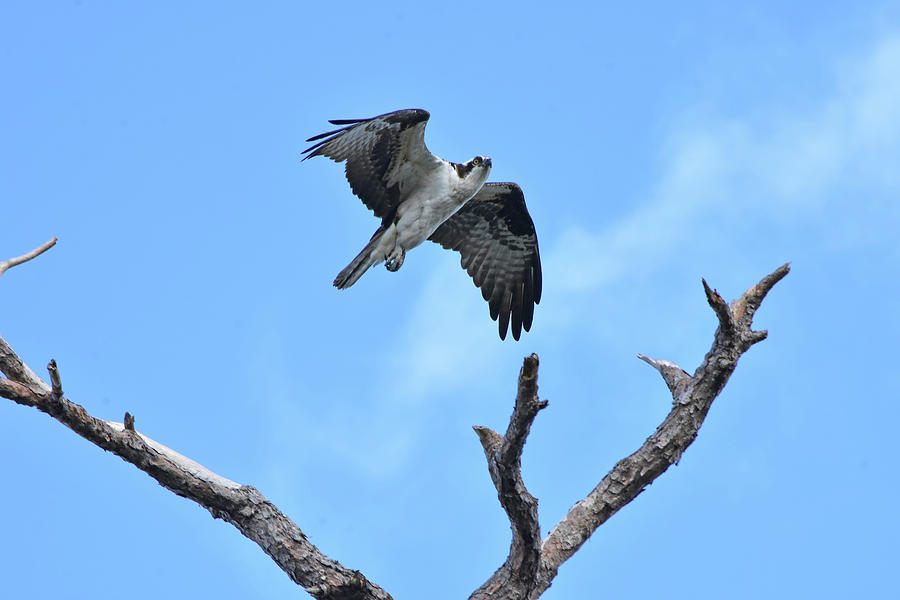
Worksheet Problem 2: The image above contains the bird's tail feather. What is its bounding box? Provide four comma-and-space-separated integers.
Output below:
333, 226, 385, 289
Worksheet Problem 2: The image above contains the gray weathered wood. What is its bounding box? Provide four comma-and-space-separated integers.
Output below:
0, 240, 788, 600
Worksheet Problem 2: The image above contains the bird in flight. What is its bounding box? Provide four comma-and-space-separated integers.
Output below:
302, 108, 541, 341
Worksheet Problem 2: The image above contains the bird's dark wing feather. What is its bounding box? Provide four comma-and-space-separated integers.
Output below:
429, 182, 542, 341
302, 108, 432, 223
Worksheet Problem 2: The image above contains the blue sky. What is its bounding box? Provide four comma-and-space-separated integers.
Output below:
2, 2, 899, 598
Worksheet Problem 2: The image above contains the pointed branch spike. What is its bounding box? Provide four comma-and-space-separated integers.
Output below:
504, 354, 543, 464
703, 277, 734, 331
47, 359, 63, 401
737, 263, 792, 324
752, 263, 791, 301
0, 238, 58, 279
747, 330, 769, 346
637, 354, 693, 402
473, 425, 503, 455
521, 353, 539, 380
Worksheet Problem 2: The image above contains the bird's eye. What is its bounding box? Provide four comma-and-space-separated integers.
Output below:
473, 157, 481, 166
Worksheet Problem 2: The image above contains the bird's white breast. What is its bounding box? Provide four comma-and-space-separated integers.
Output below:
393, 161, 487, 250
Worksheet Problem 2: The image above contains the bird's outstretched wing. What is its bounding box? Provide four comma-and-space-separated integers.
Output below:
302, 108, 434, 224
429, 182, 542, 341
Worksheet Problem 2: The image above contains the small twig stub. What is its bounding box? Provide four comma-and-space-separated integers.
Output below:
47, 359, 63, 401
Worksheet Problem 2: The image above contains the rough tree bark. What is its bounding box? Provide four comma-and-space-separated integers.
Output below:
0, 240, 788, 600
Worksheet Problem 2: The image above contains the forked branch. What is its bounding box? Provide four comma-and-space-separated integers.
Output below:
0, 239, 788, 600
471, 264, 789, 599
471, 354, 547, 600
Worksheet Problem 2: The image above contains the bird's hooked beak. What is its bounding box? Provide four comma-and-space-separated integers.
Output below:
484, 157, 492, 168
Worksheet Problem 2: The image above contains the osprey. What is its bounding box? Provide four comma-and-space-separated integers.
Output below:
302, 108, 541, 341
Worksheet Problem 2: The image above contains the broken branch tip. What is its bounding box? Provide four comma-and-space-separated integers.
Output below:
47, 359, 63, 401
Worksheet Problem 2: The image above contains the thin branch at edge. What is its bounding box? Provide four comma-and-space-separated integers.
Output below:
0, 238, 57, 278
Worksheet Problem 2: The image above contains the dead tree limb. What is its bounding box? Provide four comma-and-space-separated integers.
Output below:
471, 354, 548, 600
0, 237, 57, 279
0, 343, 392, 600
471, 263, 789, 599
0, 242, 392, 600
0, 238, 788, 600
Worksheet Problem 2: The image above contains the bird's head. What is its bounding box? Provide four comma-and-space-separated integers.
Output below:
457, 155, 491, 185
470, 156, 492, 171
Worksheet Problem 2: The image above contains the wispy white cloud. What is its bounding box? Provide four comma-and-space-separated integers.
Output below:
549, 130, 731, 295
385, 258, 502, 400
262, 33, 900, 483
549, 33, 900, 294
390, 32, 900, 402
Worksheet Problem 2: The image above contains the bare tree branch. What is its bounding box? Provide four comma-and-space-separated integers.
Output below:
0, 241, 58, 389
0, 335, 49, 390
636, 354, 692, 403
471, 354, 547, 600
47, 359, 63, 401
2, 238, 788, 600
0, 336, 392, 600
0, 237, 57, 279
469, 264, 789, 599
535, 263, 789, 597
